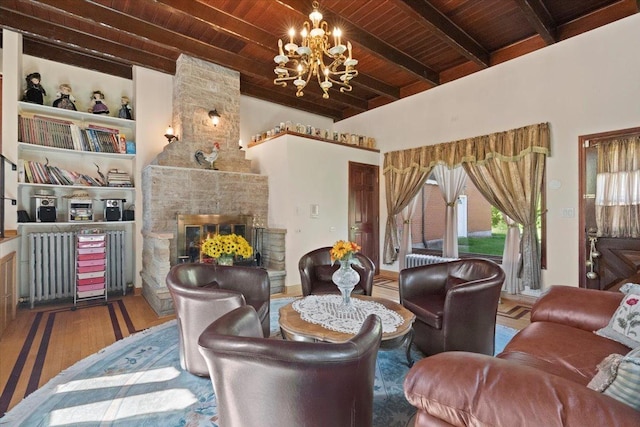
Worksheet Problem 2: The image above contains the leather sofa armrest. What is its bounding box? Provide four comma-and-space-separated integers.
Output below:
404, 352, 640, 427
531, 286, 624, 331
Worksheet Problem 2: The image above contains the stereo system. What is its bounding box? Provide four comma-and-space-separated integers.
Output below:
68, 198, 94, 222
102, 199, 125, 222
29, 192, 129, 222
30, 196, 57, 222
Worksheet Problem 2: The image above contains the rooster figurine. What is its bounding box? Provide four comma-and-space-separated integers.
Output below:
195, 142, 220, 169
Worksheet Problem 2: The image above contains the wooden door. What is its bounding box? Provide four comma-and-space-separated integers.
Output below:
578, 128, 640, 290
348, 162, 379, 273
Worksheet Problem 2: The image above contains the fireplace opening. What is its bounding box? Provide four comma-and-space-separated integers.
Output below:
177, 214, 255, 264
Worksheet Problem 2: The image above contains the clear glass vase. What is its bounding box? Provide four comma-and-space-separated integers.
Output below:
332, 259, 360, 309
217, 255, 234, 266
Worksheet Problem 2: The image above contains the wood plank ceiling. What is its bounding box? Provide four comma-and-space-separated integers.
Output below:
1, 0, 638, 121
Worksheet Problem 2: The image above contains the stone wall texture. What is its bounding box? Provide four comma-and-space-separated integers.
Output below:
141, 55, 283, 314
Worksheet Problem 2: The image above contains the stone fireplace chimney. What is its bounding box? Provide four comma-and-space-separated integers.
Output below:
141, 55, 283, 316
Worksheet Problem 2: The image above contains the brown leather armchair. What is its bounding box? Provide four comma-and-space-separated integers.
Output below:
166, 263, 270, 376
198, 305, 382, 427
298, 246, 375, 296
399, 258, 505, 356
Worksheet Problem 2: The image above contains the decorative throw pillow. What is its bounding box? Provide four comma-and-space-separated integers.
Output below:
595, 293, 640, 349
601, 347, 640, 410
587, 353, 624, 392
620, 283, 640, 295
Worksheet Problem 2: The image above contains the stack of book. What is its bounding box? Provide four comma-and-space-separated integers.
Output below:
18, 115, 128, 154
107, 169, 133, 187
20, 160, 104, 186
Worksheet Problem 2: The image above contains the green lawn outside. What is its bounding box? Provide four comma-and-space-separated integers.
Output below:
457, 222, 508, 256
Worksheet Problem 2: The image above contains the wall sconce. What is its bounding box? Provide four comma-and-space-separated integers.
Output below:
164, 125, 179, 143
208, 109, 220, 127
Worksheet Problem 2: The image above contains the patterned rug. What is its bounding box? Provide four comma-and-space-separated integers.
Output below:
1, 298, 517, 426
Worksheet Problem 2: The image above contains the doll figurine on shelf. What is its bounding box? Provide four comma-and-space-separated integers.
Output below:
23, 72, 46, 104
52, 83, 77, 110
88, 90, 110, 115
118, 96, 133, 120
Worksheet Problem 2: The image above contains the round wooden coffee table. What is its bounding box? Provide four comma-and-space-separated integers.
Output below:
279, 294, 416, 365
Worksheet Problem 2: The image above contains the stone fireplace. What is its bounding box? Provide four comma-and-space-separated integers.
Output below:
140, 55, 285, 316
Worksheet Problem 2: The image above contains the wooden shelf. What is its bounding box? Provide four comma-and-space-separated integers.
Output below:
18, 142, 135, 159
18, 182, 134, 192
247, 130, 380, 153
18, 101, 135, 130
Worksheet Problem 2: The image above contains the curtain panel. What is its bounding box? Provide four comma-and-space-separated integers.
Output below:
382, 149, 433, 263
596, 136, 640, 238
382, 123, 549, 289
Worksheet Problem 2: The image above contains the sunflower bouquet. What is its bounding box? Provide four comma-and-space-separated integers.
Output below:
201, 233, 253, 260
330, 240, 362, 266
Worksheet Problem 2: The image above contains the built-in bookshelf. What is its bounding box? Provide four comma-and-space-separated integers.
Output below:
16, 101, 136, 225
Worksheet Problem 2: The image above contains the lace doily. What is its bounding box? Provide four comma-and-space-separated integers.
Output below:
292, 295, 404, 334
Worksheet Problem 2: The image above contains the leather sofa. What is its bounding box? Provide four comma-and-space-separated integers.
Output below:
166, 263, 270, 376
404, 286, 640, 426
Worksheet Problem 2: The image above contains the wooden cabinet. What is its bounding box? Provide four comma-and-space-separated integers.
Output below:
0, 252, 17, 337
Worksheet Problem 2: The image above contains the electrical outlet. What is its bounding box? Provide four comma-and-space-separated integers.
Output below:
561, 208, 575, 218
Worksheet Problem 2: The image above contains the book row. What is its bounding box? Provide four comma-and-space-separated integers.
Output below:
18, 115, 131, 154
21, 159, 105, 187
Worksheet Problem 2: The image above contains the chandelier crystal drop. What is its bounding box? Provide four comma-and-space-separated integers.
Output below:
273, 1, 358, 99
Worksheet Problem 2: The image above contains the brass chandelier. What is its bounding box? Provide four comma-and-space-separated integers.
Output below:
273, 1, 358, 99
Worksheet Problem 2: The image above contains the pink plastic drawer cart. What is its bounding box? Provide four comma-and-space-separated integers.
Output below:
73, 230, 107, 308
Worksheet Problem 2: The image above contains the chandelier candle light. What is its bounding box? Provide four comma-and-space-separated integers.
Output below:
273, 1, 358, 99
330, 240, 363, 309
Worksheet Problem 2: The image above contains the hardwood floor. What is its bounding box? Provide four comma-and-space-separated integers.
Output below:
0, 278, 531, 414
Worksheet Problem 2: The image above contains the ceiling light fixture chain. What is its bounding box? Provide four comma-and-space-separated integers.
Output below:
273, 1, 358, 99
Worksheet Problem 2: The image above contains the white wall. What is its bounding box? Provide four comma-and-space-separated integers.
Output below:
335, 14, 640, 290
246, 135, 379, 286
240, 95, 334, 149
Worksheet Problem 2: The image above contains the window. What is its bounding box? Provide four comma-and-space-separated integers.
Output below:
408, 170, 546, 267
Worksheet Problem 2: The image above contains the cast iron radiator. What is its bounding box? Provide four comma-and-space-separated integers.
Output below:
404, 253, 458, 269
28, 230, 126, 308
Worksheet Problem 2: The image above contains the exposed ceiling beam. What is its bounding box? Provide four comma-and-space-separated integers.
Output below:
398, 0, 490, 68
30, 0, 369, 111
155, 0, 400, 100
23, 39, 133, 79
0, 7, 175, 74
512, 0, 557, 45
156, 0, 275, 51
275, 0, 440, 85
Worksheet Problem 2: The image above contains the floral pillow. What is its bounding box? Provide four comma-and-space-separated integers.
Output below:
620, 282, 640, 295
595, 293, 640, 349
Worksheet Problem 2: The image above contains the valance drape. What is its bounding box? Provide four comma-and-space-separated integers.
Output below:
383, 122, 550, 290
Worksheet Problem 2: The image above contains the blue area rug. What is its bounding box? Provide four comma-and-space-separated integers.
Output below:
1, 298, 517, 426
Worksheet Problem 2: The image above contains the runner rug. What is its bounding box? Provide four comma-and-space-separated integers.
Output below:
1, 299, 517, 426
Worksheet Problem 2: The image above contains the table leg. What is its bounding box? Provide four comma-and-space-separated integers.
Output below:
405, 328, 415, 367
